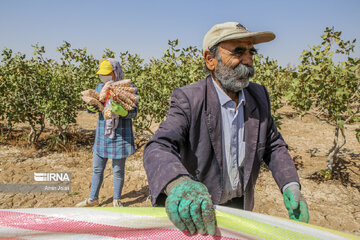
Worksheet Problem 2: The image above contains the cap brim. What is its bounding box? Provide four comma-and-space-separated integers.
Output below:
96, 69, 113, 75
221, 31, 275, 45
204, 31, 276, 51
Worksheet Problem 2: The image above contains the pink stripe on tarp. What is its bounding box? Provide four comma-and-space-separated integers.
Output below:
0, 210, 239, 239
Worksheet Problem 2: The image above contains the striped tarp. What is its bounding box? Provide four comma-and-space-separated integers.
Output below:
0, 206, 358, 240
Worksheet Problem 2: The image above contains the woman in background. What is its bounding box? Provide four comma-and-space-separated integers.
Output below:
76, 58, 137, 207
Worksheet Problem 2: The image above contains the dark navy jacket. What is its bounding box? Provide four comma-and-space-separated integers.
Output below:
143, 76, 299, 210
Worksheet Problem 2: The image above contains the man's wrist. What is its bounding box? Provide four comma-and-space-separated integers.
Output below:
165, 176, 191, 195
282, 182, 300, 193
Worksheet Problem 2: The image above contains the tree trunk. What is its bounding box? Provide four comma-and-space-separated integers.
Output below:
327, 126, 346, 171
28, 127, 35, 144
27, 116, 45, 144
56, 125, 68, 144
1, 125, 12, 141
33, 120, 45, 143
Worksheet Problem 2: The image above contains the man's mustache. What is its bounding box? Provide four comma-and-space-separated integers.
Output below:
234, 64, 254, 79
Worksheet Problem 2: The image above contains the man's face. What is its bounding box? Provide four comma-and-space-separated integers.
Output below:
213, 38, 256, 93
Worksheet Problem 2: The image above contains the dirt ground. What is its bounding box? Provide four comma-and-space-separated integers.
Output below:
0, 106, 359, 236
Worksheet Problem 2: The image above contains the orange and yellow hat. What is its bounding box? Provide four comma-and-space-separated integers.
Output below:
96, 60, 113, 75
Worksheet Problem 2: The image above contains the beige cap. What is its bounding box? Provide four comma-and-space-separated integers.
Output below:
203, 22, 275, 52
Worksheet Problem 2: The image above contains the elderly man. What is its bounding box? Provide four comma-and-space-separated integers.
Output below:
143, 22, 309, 236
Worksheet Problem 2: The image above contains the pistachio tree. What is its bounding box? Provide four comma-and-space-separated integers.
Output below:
0, 47, 49, 143
0, 42, 99, 143
290, 27, 360, 171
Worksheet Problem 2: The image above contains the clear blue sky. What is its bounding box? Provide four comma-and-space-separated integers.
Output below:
1, 0, 359, 66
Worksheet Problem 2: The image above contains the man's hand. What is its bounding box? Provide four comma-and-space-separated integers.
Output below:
165, 180, 216, 236
283, 185, 309, 223
87, 105, 99, 113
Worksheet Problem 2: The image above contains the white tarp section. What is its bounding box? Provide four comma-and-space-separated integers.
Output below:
0, 207, 358, 240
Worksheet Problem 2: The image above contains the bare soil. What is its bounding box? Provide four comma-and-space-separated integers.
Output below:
0, 106, 359, 235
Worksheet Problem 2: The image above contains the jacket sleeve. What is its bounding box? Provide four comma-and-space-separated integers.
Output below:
262, 85, 300, 192
143, 88, 192, 206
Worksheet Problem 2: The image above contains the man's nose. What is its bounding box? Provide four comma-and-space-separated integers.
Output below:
241, 52, 253, 66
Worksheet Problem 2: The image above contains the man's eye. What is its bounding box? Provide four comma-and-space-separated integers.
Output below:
231, 48, 257, 56
250, 50, 257, 56
232, 51, 245, 56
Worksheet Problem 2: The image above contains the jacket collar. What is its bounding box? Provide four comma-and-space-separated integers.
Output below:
243, 84, 260, 190
205, 75, 223, 168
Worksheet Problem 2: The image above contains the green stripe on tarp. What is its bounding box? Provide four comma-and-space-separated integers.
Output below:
292, 220, 360, 240
93, 207, 321, 239
215, 210, 321, 240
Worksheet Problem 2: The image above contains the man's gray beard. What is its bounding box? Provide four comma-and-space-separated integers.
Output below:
213, 60, 255, 93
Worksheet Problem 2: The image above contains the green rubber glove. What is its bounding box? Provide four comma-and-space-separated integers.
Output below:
87, 105, 98, 113
111, 102, 128, 117
165, 179, 216, 236
283, 184, 309, 223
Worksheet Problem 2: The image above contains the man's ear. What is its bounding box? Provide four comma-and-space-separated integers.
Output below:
204, 50, 217, 71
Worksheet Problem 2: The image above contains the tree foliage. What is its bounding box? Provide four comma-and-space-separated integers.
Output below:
119, 40, 206, 136
253, 55, 295, 127
289, 27, 360, 171
0, 42, 99, 143
0, 27, 358, 178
